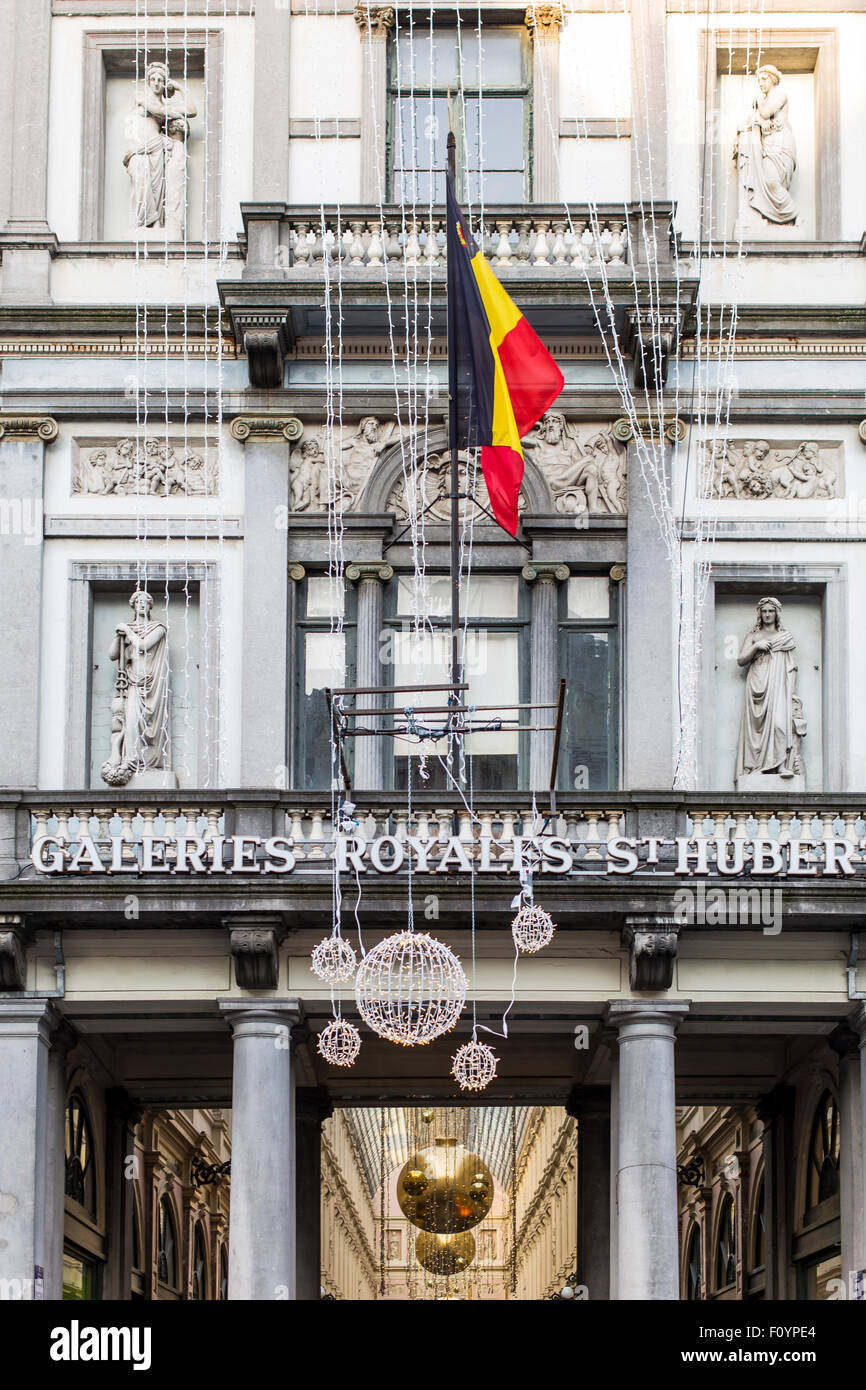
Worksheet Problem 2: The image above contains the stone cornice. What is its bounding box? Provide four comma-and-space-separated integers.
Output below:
0, 415, 59, 442
229, 415, 302, 443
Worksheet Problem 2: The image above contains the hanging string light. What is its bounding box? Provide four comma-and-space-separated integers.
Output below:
355, 931, 467, 1046
451, 1039, 498, 1092
311, 933, 358, 983
316, 1017, 361, 1068
511, 901, 556, 955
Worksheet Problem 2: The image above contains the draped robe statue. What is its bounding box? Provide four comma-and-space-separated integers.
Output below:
101, 589, 175, 787
735, 597, 806, 789
733, 65, 797, 227
123, 62, 197, 239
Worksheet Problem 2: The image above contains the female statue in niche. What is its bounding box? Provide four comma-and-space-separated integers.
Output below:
735, 597, 806, 788
123, 61, 197, 239
733, 65, 797, 226
101, 589, 173, 787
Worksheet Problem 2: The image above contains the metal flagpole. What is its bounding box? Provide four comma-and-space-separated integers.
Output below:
446, 127, 462, 739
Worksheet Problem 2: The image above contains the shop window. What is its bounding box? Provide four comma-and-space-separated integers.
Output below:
65, 1092, 97, 1216
293, 575, 357, 790
806, 1091, 840, 1212
389, 24, 530, 204
557, 576, 620, 790
685, 1224, 702, 1300
157, 1195, 179, 1290
714, 1194, 736, 1291
192, 1222, 209, 1300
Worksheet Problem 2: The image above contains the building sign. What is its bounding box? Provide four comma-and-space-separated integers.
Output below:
29, 832, 866, 879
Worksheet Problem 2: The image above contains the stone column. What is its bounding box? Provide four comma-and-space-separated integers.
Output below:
614, 417, 683, 789
219, 1000, 302, 1299
608, 1032, 619, 1299
347, 562, 393, 790
522, 563, 568, 791
567, 1085, 611, 1300
355, 5, 395, 203
756, 1083, 796, 1301
606, 1000, 688, 1299
295, 1087, 332, 1300
230, 417, 302, 788
525, 6, 563, 202
43, 1021, 76, 1301
0, 416, 57, 789
629, 0, 668, 203
0, 1000, 64, 1298
850, 1003, 866, 1286
0, 0, 56, 303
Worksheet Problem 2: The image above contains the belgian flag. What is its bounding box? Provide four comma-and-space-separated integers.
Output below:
446, 176, 564, 536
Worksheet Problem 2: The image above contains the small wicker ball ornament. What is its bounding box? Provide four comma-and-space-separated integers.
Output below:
355, 930, 467, 1046
316, 1017, 361, 1068
311, 934, 357, 983
451, 1039, 499, 1092
511, 903, 556, 954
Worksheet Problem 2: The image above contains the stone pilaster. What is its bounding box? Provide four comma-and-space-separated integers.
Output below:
102, 1086, 143, 1302
755, 1083, 796, 1301
253, 0, 292, 204
0, 416, 57, 789
355, 6, 395, 202
0, 0, 55, 303
525, 6, 563, 202
522, 562, 569, 791
605, 1000, 688, 1299
849, 1003, 866, 1284
567, 1084, 611, 1300
295, 1088, 333, 1300
629, 0, 668, 203
219, 1000, 302, 1299
230, 417, 303, 788
347, 562, 393, 790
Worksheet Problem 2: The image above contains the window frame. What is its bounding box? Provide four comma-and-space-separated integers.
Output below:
714, 1193, 737, 1293
292, 573, 358, 791
556, 574, 621, 792
156, 1193, 180, 1293
386, 20, 532, 205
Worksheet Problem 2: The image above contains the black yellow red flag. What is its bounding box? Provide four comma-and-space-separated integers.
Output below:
446, 177, 564, 536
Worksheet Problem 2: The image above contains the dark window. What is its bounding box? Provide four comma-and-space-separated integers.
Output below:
806, 1091, 840, 1211
715, 1194, 736, 1290
557, 576, 620, 791
219, 1244, 229, 1300
752, 1177, 766, 1270
157, 1195, 179, 1289
389, 24, 530, 204
293, 575, 356, 790
65, 1092, 97, 1215
384, 573, 529, 791
192, 1222, 209, 1300
685, 1224, 702, 1300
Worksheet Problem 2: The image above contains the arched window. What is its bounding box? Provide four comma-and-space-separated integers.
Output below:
192, 1222, 209, 1300
806, 1091, 840, 1210
65, 1092, 96, 1215
685, 1224, 702, 1300
715, 1194, 736, 1290
157, 1196, 179, 1289
751, 1177, 766, 1270
218, 1244, 229, 1301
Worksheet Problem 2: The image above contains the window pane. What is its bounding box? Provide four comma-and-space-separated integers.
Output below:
299, 632, 346, 789
306, 577, 345, 620
395, 32, 459, 89
559, 630, 617, 790
394, 96, 448, 173
396, 574, 518, 619
305, 632, 345, 695
466, 170, 525, 204
566, 577, 611, 620
394, 169, 445, 204
465, 99, 524, 170
466, 631, 518, 755
461, 32, 523, 87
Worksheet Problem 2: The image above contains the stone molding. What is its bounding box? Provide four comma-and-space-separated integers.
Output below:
612, 415, 686, 445
353, 4, 394, 38
0, 415, 59, 442
0, 914, 30, 992
525, 4, 564, 37
225, 916, 288, 991
622, 915, 680, 992
229, 415, 303, 443
521, 562, 570, 583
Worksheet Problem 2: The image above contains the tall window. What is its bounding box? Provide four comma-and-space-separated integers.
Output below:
294, 575, 356, 790
157, 1196, 179, 1290
685, 1224, 702, 1300
557, 576, 620, 790
65, 1092, 97, 1215
389, 26, 530, 204
806, 1091, 840, 1211
219, 1245, 229, 1300
384, 573, 529, 790
192, 1222, 209, 1300
751, 1177, 766, 1270
714, 1194, 736, 1291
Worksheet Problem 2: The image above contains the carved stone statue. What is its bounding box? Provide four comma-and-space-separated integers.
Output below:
123, 62, 197, 238
702, 439, 838, 501
289, 418, 400, 512
101, 589, 176, 788
74, 439, 217, 496
735, 597, 806, 791
523, 413, 626, 514
733, 65, 797, 228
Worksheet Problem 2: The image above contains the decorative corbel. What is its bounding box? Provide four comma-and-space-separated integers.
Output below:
0, 915, 31, 991
225, 915, 288, 990
622, 914, 679, 991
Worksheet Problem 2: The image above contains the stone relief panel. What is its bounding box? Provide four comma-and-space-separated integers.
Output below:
523, 413, 626, 515
701, 439, 841, 501
73, 439, 218, 496
387, 449, 511, 524
290, 417, 401, 512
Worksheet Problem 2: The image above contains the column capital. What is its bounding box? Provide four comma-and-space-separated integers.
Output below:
622, 914, 680, 992
229, 414, 302, 443
346, 561, 394, 584
289, 564, 306, 583
354, 4, 395, 38
859, 419, 866, 446
521, 561, 569, 584
218, 998, 303, 1033
612, 415, 686, 446
0, 997, 62, 1040
0, 415, 58, 443
524, 5, 564, 39
604, 998, 689, 1035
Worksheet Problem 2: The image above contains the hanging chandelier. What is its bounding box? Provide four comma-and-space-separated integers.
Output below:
311, 934, 357, 983
511, 903, 556, 954
415, 1230, 475, 1277
397, 1138, 494, 1233
316, 1017, 361, 1068
451, 1039, 499, 1092
355, 931, 467, 1046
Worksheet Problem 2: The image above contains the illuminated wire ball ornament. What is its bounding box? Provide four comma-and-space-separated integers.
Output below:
451, 1039, 499, 1092
355, 931, 467, 1046
316, 1017, 361, 1068
310, 934, 357, 983
511, 903, 556, 955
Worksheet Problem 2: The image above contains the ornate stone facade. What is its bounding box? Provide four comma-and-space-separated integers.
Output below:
524, 414, 627, 515
74, 439, 218, 496
701, 439, 839, 500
